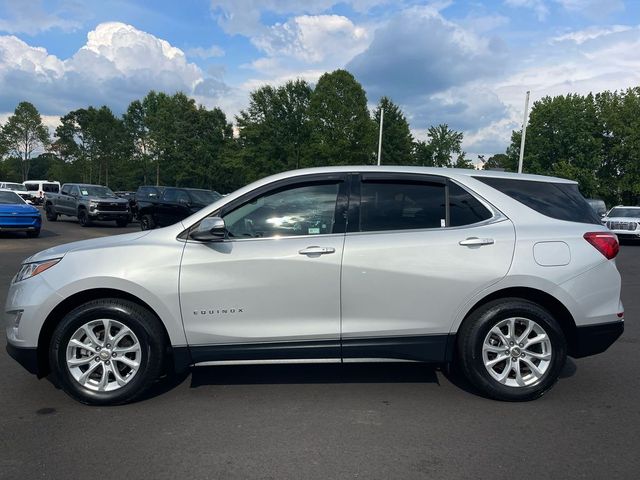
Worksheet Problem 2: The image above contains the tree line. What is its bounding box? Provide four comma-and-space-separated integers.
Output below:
0, 68, 638, 204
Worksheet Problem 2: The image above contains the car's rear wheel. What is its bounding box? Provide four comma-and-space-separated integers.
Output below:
78, 209, 91, 227
140, 214, 155, 231
49, 298, 166, 405
457, 298, 567, 401
45, 204, 57, 221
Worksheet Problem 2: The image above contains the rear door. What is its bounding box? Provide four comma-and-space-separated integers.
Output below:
340, 173, 516, 362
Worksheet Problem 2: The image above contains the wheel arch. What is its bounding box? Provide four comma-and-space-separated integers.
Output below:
36, 288, 174, 378
454, 287, 579, 357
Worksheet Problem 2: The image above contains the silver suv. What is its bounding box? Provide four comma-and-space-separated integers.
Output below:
602, 206, 640, 240
5, 167, 624, 404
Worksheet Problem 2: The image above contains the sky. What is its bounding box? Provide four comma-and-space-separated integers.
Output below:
0, 0, 639, 159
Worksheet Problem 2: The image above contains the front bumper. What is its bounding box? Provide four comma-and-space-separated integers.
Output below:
6, 343, 39, 375
571, 321, 624, 358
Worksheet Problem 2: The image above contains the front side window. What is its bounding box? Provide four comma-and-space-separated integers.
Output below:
360, 180, 446, 231
223, 182, 340, 238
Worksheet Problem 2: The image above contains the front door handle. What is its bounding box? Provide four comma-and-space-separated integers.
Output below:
459, 237, 495, 247
299, 246, 336, 255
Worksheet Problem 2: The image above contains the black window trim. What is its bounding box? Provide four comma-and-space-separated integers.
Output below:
348, 173, 503, 235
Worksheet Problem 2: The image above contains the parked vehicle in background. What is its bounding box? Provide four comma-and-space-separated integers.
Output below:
137, 187, 221, 230
0, 182, 35, 203
44, 183, 130, 227
114, 191, 137, 223
23, 180, 60, 205
602, 206, 640, 240
5, 167, 624, 405
131, 186, 166, 220
0, 189, 41, 237
586, 199, 607, 218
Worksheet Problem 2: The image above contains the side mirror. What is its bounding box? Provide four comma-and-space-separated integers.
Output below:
190, 217, 226, 241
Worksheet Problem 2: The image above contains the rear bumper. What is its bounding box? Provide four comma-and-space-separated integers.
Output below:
571, 321, 624, 358
6, 343, 39, 376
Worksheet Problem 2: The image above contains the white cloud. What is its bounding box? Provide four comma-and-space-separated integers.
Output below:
551, 25, 631, 44
252, 15, 370, 63
209, 0, 392, 36
187, 44, 225, 59
554, 0, 624, 17
0, 0, 82, 35
0, 22, 231, 116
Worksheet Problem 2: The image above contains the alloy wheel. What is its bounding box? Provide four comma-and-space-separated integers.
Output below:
65, 319, 142, 392
482, 317, 553, 387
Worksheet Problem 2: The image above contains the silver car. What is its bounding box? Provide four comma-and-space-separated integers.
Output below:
602, 206, 640, 240
5, 167, 624, 404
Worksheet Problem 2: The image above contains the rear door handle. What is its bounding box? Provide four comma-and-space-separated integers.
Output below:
299, 246, 336, 255
459, 237, 494, 246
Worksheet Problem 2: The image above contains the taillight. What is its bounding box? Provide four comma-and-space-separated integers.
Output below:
584, 232, 619, 259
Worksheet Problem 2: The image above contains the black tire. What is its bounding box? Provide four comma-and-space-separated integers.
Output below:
26, 229, 40, 238
457, 298, 567, 401
45, 204, 58, 221
116, 218, 129, 228
78, 209, 91, 227
49, 298, 166, 405
140, 214, 155, 231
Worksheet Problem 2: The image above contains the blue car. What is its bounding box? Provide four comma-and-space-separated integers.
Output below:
0, 189, 42, 237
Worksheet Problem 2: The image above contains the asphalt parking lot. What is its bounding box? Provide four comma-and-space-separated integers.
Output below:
1, 214, 639, 480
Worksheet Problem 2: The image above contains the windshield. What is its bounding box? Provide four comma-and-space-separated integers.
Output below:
4, 183, 26, 192
0, 191, 24, 204
608, 208, 640, 218
79, 186, 117, 197
189, 190, 221, 205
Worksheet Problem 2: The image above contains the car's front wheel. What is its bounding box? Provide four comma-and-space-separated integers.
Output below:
78, 209, 92, 227
49, 298, 166, 405
457, 298, 567, 401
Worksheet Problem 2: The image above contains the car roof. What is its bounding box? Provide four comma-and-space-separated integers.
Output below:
261, 166, 577, 184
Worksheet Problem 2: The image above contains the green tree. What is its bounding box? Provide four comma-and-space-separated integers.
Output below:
0, 102, 50, 181
308, 69, 375, 166
483, 153, 516, 171
237, 79, 312, 180
374, 97, 413, 165
425, 124, 465, 167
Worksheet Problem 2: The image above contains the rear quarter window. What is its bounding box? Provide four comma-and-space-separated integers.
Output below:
475, 177, 601, 225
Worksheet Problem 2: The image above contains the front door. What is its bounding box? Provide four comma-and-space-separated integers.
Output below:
179, 175, 348, 362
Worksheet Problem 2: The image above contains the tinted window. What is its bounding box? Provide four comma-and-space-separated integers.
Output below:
42, 183, 59, 193
449, 182, 492, 226
163, 188, 182, 202
0, 191, 23, 204
360, 180, 446, 231
223, 182, 340, 238
475, 177, 601, 225
189, 190, 221, 205
608, 208, 640, 218
25, 183, 38, 191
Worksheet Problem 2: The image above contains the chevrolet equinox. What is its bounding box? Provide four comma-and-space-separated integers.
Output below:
5, 167, 624, 404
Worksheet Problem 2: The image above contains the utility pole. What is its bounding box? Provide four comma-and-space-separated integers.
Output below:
518, 90, 530, 174
377, 108, 384, 166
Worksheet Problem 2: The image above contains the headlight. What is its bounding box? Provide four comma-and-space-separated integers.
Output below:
13, 258, 61, 283
89, 201, 98, 208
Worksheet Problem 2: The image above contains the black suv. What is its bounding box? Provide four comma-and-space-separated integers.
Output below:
136, 187, 221, 230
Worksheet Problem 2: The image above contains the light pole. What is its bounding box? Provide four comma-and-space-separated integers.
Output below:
377, 108, 384, 166
518, 90, 530, 174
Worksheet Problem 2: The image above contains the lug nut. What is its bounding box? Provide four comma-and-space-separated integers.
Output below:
94, 357, 100, 362
105, 360, 110, 365
509, 341, 514, 346
96, 346, 101, 351
519, 343, 524, 347
521, 353, 525, 357
112, 352, 117, 357
106, 344, 111, 348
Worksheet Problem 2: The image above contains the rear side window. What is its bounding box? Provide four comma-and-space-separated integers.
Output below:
449, 182, 492, 227
475, 177, 601, 225
43, 183, 59, 193
360, 181, 446, 231
25, 183, 38, 191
